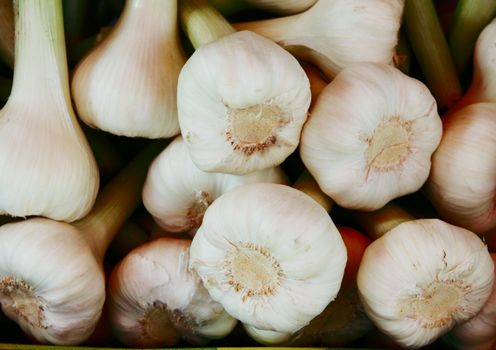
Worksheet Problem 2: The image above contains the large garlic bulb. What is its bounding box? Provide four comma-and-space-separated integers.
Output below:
72, 0, 185, 138
426, 103, 496, 234
357, 219, 494, 349
234, 0, 404, 79
142, 136, 287, 235
0, 0, 99, 221
177, 30, 311, 175
189, 183, 347, 335
300, 62, 442, 211
109, 237, 237, 347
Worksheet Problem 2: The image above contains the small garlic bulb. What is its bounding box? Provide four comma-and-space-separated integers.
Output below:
426, 103, 496, 234
0, 0, 99, 221
234, 0, 404, 79
357, 219, 494, 349
189, 183, 347, 334
445, 254, 496, 350
72, 0, 185, 138
0, 218, 105, 344
109, 237, 237, 347
142, 136, 287, 235
300, 62, 442, 211
177, 30, 311, 175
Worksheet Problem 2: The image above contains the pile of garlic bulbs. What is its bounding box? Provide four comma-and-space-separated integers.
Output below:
0, 0, 495, 349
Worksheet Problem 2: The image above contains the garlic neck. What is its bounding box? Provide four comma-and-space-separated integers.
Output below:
10, 0, 70, 107
0, 276, 47, 329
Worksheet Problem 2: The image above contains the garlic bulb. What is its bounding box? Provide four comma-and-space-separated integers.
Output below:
234, 0, 404, 79
142, 136, 287, 235
109, 237, 237, 347
178, 31, 311, 175
445, 254, 496, 350
357, 219, 494, 349
189, 183, 347, 335
425, 103, 496, 234
0, 141, 162, 345
243, 325, 292, 345
72, 0, 184, 138
0, 0, 99, 222
300, 62, 442, 211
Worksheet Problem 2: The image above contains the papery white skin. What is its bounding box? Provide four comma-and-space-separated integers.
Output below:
72, 0, 184, 138
0, 0, 99, 221
243, 324, 291, 345
426, 103, 496, 234
445, 254, 496, 350
234, 0, 404, 79
142, 136, 287, 235
300, 63, 442, 211
357, 219, 494, 349
109, 237, 237, 347
189, 183, 347, 333
177, 30, 311, 175
0, 218, 105, 345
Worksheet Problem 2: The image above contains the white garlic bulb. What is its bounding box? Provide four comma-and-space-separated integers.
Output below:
189, 183, 347, 334
0, 218, 105, 344
109, 237, 237, 347
0, 0, 99, 222
300, 62, 442, 211
357, 219, 494, 349
72, 0, 185, 138
177, 30, 311, 175
426, 103, 496, 234
142, 136, 287, 235
234, 0, 404, 79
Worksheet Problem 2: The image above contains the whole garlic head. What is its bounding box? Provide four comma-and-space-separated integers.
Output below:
234, 0, 404, 78
189, 183, 347, 334
177, 30, 311, 175
426, 103, 496, 234
0, 218, 105, 345
357, 219, 494, 349
300, 62, 442, 211
109, 237, 237, 347
72, 0, 185, 138
142, 136, 287, 235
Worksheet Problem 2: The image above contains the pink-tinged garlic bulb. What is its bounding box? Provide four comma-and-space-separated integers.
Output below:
300, 62, 442, 211
357, 219, 494, 349
72, 0, 185, 138
234, 0, 404, 79
109, 237, 237, 347
142, 136, 287, 235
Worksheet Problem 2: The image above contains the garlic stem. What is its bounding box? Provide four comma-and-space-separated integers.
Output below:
448, 0, 496, 75
179, 0, 236, 49
403, 0, 462, 109
75, 140, 165, 262
0, 0, 13, 69
292, 170, 333, 213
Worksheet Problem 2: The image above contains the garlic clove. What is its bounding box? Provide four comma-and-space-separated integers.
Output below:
189, 183, 347, 334
234, 0, 404, 79
177, 30, 311, 175
72, 0, 185, 138
300, 62, 442, 211
0, 218, 105, 345
109, 237, 237, 347
142, 136, 287, 235
357, 219, 494, 349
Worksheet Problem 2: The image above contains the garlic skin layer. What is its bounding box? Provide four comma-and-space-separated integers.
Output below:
234, 0, 404, 78
189, 183, 347, 334
426, 103, 496, 234
142, 136, 287, 235
300, 63, 442, 211
357, 219, 494, 349
109, 237, 237, 347
0, 218, 105, 345
72, 0, 184, 138
177, 30, 311, 175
